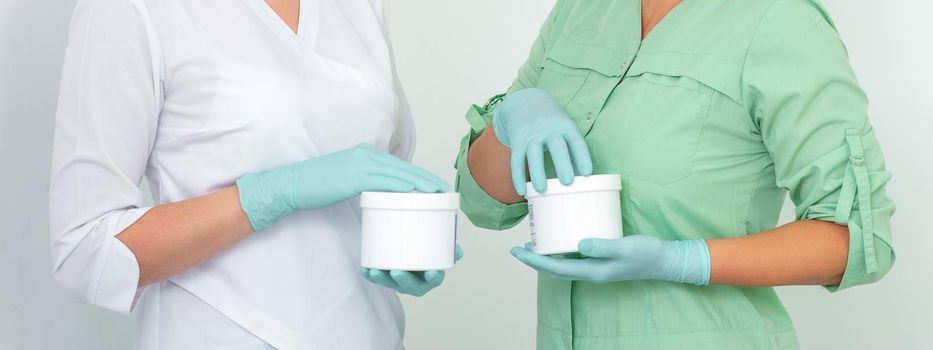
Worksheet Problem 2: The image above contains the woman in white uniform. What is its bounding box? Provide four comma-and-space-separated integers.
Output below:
48, 0, 454, 348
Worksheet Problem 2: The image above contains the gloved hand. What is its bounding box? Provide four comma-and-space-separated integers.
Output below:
510, 235, 711, 285
361, 245, 464, 297
237, 143, 449, 232
492, 88, 593, 196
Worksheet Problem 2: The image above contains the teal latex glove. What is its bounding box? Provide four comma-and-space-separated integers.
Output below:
492, 88, 593, 196
237, 144, 449, 232
510, 235, 711, 285
361, 245, 464, 297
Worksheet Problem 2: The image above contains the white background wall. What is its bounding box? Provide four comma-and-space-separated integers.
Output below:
1, 0, 931, 349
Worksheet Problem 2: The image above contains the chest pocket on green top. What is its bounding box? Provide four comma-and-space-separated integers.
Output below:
535, 40, 627, 137
590, 71, 713, 184
588, 50, 742, 185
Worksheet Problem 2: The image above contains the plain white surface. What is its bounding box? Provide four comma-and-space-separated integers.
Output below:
1, 0, 931, 349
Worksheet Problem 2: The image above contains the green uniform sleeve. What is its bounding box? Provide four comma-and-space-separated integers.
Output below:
742, 0, 895, 291
455, 122, 529, 231
508, 0, 567, 95
454, 1, 568, 230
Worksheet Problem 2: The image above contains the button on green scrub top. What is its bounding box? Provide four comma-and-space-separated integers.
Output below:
454, 0, 896, 349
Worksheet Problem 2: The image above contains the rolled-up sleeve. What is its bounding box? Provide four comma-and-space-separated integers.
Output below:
49, 0, 162, 314
455, 103, 529, 230
742, 0, 895, 291
454, 1, 569, 230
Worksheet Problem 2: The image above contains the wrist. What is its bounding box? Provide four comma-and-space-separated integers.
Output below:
490, 109, 511, 148
235, 166, 300, 232
659, 239, 711, 286
491, 88, 548, 148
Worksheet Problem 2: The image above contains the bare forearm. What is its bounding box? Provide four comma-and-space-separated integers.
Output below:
708, 220, 850, 286
466, 124, 525, 204
116, 186, 253, 287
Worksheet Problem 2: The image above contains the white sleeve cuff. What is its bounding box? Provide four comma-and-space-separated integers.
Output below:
94, 207, 150, 314
52, 207, 150, 315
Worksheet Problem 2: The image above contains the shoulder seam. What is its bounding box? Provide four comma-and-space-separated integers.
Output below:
130, 0, 165, 115
738, 0, 784, 111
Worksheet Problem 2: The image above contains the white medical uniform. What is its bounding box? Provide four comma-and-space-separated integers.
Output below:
49, 0, 413, 348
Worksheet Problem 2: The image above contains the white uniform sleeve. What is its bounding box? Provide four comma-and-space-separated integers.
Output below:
379, 1, 415, 162
388, 69, 416, 161
49, 0, 162, 315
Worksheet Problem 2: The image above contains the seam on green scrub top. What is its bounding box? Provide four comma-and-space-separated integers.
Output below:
611, 75, 714, 185
537, 58, 591, 109
687, 85, 714, 183
742, 155, 774, 234
639, 49, 741, 66
736, 0, 784, 113
731, 186, 740, 234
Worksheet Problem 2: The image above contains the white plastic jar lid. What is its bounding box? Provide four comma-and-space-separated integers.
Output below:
525, 174, 622, 199
360, 192, 461, 211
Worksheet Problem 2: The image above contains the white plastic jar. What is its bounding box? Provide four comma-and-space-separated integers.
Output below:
525, 174, 623, 255
360, 192, 460, 271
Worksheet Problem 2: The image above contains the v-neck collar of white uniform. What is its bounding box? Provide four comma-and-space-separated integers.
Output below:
245, 0, 396, 97
247, 0, 320, 51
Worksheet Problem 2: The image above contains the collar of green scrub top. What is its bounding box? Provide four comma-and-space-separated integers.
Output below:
545, 0, 690, 76
464, 0, 692, 136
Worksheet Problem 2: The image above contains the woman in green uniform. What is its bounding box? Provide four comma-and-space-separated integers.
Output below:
456, 0, 895, 349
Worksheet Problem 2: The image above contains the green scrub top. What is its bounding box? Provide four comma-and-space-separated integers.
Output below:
454, 0, 896, 349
